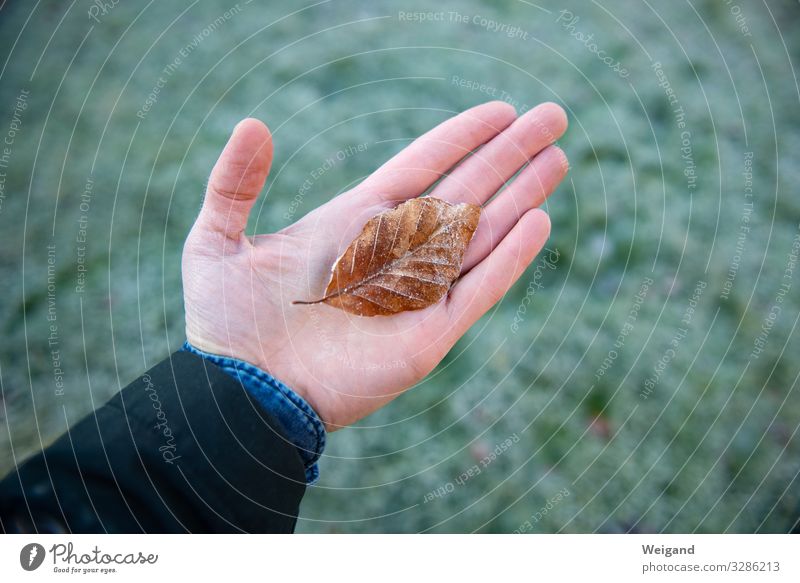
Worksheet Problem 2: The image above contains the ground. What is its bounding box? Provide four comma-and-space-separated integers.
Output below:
0, 0, 798, 532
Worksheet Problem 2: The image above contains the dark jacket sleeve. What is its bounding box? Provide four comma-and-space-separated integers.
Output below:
0, 351, 307, 533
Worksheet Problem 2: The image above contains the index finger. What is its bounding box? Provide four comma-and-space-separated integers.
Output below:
353, 101, 517, 203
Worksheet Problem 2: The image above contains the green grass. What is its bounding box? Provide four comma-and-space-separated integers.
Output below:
1, 0, 798, 532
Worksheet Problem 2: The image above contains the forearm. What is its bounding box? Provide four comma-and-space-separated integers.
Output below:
0, 351, 307, 533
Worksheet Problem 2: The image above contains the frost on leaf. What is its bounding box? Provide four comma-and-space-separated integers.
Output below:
294, 197, 481, 316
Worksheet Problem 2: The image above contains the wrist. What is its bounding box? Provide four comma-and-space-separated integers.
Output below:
185, 331, 337, 432
180, 341, 326, 484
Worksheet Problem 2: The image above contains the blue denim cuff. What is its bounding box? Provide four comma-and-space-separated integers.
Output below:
181, 341, 326, 484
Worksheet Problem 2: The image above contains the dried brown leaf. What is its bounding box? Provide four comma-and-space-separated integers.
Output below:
294, 197, 481, 316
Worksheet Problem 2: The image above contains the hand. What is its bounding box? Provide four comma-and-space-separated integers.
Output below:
182, 101, 569, 430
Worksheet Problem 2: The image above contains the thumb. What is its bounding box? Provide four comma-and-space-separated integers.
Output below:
196, 118, 273, 239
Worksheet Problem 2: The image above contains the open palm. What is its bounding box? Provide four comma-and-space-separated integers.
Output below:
183, 101, 568, 430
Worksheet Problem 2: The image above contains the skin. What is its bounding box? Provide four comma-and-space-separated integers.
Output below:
183, 100, 569, 431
